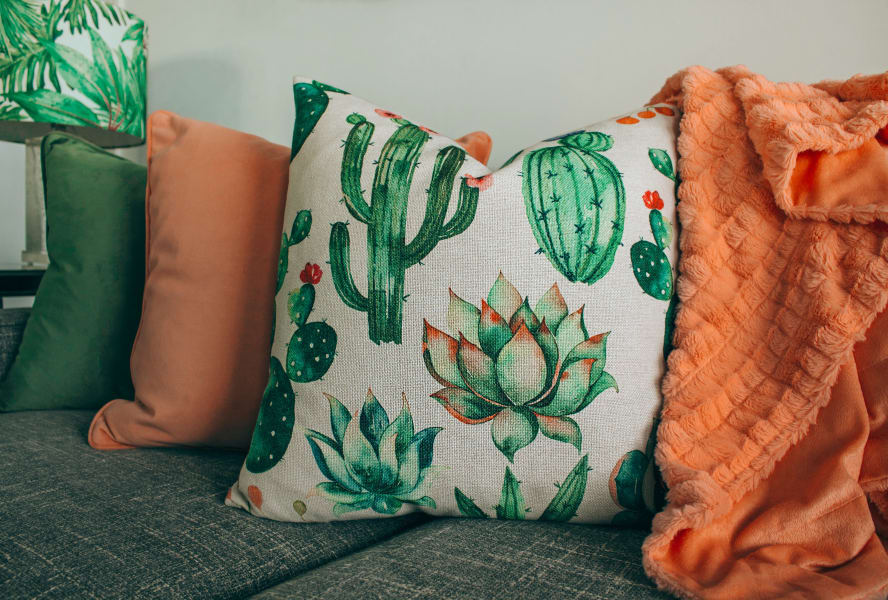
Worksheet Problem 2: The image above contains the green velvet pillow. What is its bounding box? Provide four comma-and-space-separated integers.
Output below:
0, 133, 146, 411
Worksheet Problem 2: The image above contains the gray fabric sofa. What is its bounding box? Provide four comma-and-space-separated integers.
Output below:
0, 308, 670, 599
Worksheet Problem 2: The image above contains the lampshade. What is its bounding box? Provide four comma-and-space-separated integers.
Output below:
0, 0, 146, 148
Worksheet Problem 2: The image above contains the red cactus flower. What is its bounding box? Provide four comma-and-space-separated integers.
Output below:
374, 108, 402, 119
464, 174, 493, 191
300, 263, 322, 285
643, 190, 664, 210
418, 125, 438, 134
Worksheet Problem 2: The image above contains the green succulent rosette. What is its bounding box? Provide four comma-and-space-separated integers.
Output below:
422, 273, 617, 461
305, 390, 443, 516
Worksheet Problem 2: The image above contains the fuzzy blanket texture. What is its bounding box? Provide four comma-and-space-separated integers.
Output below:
644, 65, 888, 599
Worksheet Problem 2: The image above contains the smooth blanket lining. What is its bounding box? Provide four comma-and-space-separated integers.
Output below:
643, 66, 888, 599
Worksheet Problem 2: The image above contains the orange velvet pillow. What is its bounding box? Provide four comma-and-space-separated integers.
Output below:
89, 111, 492, 449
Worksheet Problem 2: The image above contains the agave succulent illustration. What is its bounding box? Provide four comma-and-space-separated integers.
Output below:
455, 454, 590, 522
305, 390, 444, 516
422, 273, 617, 461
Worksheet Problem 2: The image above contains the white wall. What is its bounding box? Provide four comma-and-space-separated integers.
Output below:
2, 0, 886, 265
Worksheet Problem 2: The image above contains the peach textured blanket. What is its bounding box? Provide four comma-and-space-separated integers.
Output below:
644, 66, 888, 599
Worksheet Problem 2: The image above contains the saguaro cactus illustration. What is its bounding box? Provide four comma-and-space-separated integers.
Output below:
291, 80, 349, 159
521, 131, 626, 284
329, 112, 480, 345
454, 454, 590, 522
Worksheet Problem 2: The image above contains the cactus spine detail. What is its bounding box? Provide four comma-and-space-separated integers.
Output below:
521, 131, 626, 284
329, 112, 480, 345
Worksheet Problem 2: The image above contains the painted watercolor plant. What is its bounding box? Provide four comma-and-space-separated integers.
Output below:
329, 110, 480, 345
305, 390, 444, 516
521, 131, 625, 285
248, 209, 337, 474
455, 455, 590, 522
630, 147, 679, 356
423, 273, 618, 461
245, 356, 295, 474
0, 0, 146, 138
291, 79, 348, 159
609, 419, 667, 528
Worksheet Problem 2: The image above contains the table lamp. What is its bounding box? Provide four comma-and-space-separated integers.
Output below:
0, 0, 146, 265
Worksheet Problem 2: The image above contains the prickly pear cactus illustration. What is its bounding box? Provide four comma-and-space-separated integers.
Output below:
291, 80, 349, 159
246, 357, 296, 473
521, 131, 626, 284
305, 390, 444, 516
423, 273, 617, 461
454, 455, 589, 522
277, 209, 312, 293
329, 111, 480, 345
631, 147, 680, 356
609, 419, 667, 528
630, 206, 674, 301
285, 279, 337, 383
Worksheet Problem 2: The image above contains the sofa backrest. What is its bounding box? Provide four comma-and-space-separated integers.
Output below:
0, 308, 29, 382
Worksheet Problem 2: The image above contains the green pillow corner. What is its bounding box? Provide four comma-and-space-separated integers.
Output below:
0, 132, 147, 411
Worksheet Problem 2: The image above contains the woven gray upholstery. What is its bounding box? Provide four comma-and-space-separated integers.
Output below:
0, 308, 29, 382
0, 410, 427, 600
252, 518, 669, 600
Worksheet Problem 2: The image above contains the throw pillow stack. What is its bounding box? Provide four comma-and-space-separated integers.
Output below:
0, 76, 678, 529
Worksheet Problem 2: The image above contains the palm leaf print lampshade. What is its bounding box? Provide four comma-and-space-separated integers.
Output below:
0, 0, 146, 147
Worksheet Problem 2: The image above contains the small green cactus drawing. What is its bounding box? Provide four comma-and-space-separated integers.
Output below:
277, 209, 312, 293
454, 454, 590, 522
521, 131, 626, 285
245, 357, 296, 473
285, 263, 336, 383
291, 80, 348, 159
608, 419, 667, 528
329, 112, 480, 345
631, 148, 680, 357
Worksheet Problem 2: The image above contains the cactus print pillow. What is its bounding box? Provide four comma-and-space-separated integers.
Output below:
227, 78, 679, 527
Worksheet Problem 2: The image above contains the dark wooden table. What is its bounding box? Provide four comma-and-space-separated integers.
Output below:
0, 264, 46, 308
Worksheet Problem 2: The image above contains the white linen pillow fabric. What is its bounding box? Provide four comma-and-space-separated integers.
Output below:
227, 78, 679, 526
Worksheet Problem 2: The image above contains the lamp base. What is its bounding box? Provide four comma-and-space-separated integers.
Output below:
21, 137, 48, 267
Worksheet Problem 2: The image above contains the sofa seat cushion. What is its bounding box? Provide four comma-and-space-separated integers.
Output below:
251, 518, 669, 599
0, 410, 425, 599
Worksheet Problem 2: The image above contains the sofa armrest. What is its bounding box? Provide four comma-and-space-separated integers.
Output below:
0, 308, 29, 381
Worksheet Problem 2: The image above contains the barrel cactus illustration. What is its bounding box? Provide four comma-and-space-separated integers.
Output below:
521, 131, 625, 284
609, 419, 667, 528
423, 273, 618, 461
454, 454, 589, 522
246, 357, 296, 473
305, 390, 444, 516
329, 112, 480, 345
285, 273, 337, 383
291, 80, 348, 159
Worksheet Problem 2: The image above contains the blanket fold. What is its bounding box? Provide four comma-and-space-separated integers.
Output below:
644, 65, 888, 600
